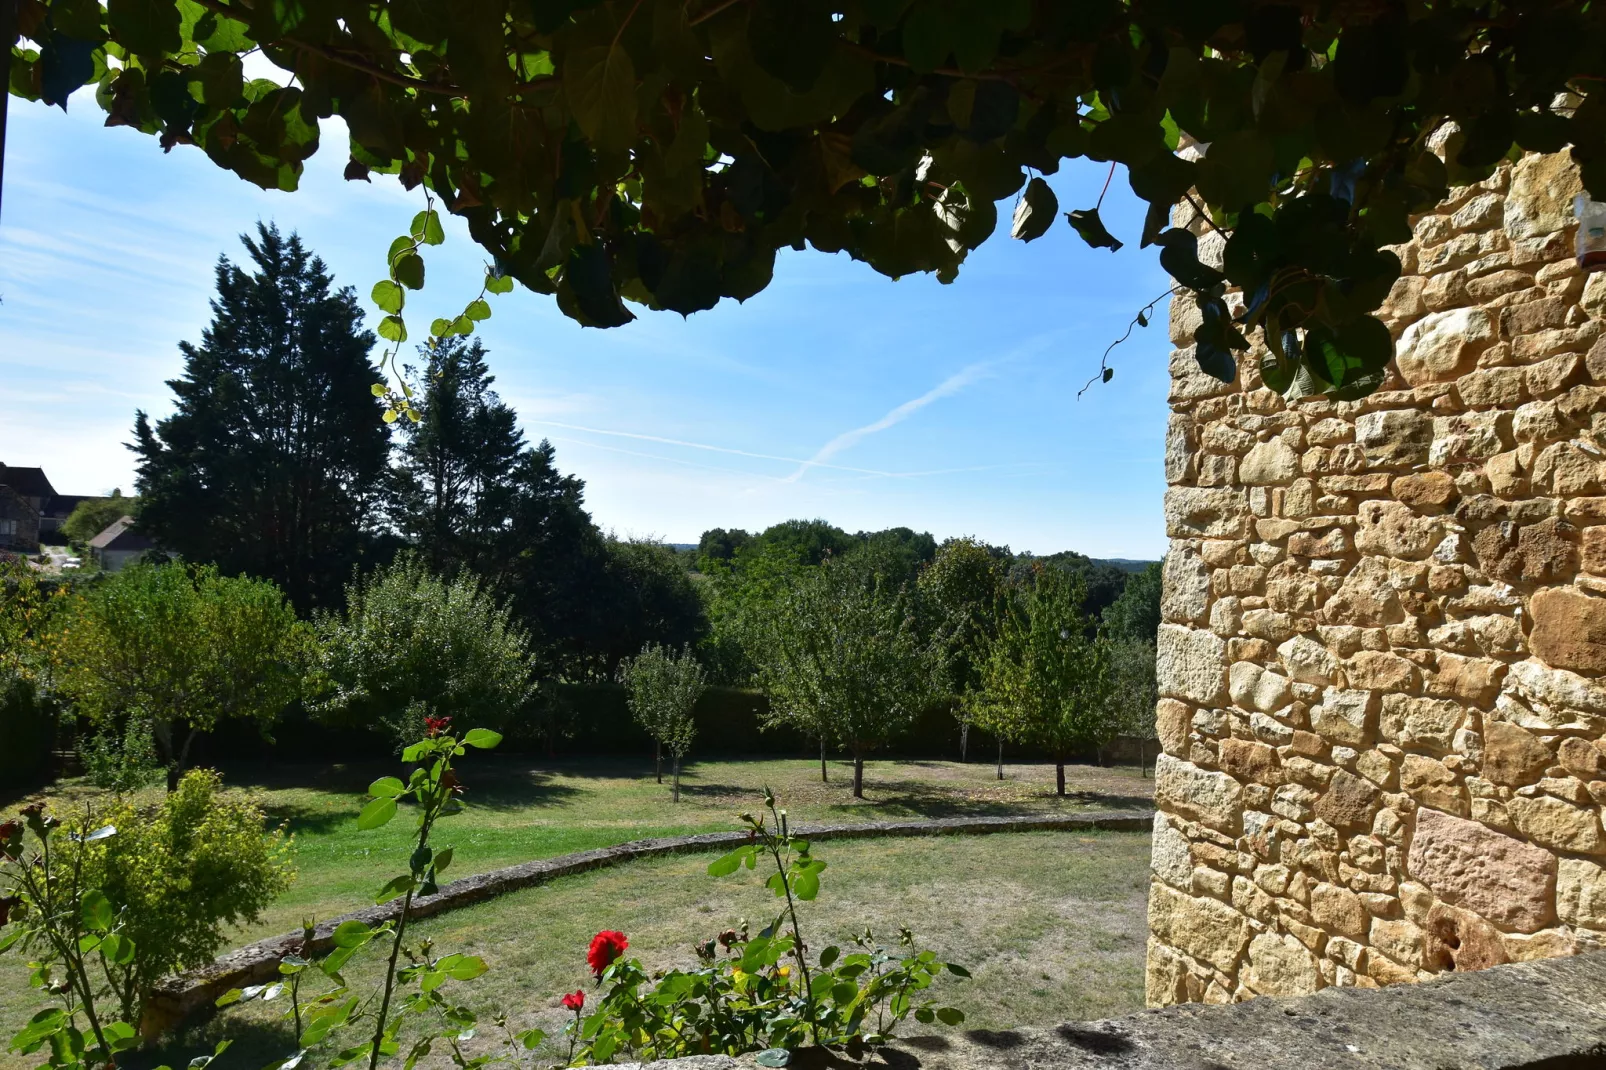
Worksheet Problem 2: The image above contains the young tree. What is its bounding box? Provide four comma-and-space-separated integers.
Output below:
54, 562, 312, 790
1106, 638, 1160, 776
131, 224, 391, 610
972, 567, 1113, 796
617, 644, 707, 802
312, 555, 535, 745
748, 556, 939, 799
60, 491, 139, 548
918, 537, 1006, 762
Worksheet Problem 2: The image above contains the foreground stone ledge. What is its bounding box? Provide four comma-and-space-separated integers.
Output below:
640, 951, 1606, 1070
143, 810, 1151, 1035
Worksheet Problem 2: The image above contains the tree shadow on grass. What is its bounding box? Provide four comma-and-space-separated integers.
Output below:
122, 1017, 298, 1070
218, 757, 587, 815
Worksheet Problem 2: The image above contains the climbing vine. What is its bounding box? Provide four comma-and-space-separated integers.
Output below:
10, 0, 1606, 397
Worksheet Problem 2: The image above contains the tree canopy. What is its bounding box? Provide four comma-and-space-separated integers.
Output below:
14, 0, 1601, 398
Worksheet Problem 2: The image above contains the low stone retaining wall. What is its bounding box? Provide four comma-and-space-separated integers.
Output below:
646, 949, 1606, 1069
143, 809, 1150, 1035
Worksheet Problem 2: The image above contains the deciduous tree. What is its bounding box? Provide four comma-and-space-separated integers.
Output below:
918, 537, 1007, 762
54, 562, 312, 790
617, 643, 706, 802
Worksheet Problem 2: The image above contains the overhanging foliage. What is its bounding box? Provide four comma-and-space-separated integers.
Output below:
10, 0, 1606, 397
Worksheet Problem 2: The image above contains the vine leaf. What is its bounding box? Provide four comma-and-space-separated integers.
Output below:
1065, 207, 1122, 252
563, 44, 638, 155
1010, 176, 1057, 243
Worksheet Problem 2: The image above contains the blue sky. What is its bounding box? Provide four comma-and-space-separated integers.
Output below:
1, 92, 1174, 559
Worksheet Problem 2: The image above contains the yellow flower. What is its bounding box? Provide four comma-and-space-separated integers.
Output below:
777, 966, 791, 979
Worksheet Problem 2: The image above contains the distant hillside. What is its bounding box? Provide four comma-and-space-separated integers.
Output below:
1094, 558, 1160, 573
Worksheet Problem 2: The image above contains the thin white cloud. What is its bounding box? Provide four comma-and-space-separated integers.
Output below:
533, 420, 902, 476
783, 360, 994, 482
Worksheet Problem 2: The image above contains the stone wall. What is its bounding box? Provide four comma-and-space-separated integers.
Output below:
1149, 149, 1606, 1005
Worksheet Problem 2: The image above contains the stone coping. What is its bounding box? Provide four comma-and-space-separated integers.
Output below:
143, 809, 1151, 1034
633, 949, 1606, 1070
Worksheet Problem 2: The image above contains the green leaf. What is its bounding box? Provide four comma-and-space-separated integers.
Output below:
100, 933, 135, 966
485, 272, 515, 295
107, 0, 182, 55
708, 847, 750, 876
1010, 177, 1057, 243
429, 318, 453, 337
1305, 315, 1392, 388
1156, 229, 1224, 290
936, 1007, 964, 1025
462, 727, 502, 749
81, 889, 113, 932
563, 44, 637, 155
370, 382, 388, 397
377, 316, 407, 344
393, 252, 425, 290
819, 945, 840, 968
371, 280, 404, 314
1066, 208, 1123, 252
357, 796, 398, 830
368, 776, 406, 799
464, 299, 492, 321
331, 920, 373, 948
791, 867, 820, 901
516, 1029, 546, 1051
11, 1008, 66, 1053
439, 954, 488, 980
433, 847, 454, 873
945, 962, 971, 977
412, 209, 445, 246
374, 874, 414, 904
755, 1049, 791, 1068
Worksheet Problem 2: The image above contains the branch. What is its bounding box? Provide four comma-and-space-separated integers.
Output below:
1078, 285, 1179, 397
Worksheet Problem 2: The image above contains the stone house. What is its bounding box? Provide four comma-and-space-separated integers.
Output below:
0, 484, 40, 555
88, 515, 156, 572
1149, 149, 1606, 1005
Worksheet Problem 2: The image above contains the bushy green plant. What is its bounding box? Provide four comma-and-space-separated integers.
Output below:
570, 792, 966, 1063
312, 555, 535, 747
78, 718, 164, 792
53, 562, 314, 790
616, 644, 706, 801
72, 770, 295, 1023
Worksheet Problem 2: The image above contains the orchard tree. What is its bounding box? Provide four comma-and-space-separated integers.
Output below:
12, 2, 1604, 397
312, 554, 535, 746
748, 555, 939, 799
617, 643, 707, 802
917, 536, 1006, 762
54, 562, 313, 790
1106, 637, 1160, 776
972, 566, 1113, 796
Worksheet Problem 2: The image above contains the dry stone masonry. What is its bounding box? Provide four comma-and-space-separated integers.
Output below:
1150, 148, 1606, 1006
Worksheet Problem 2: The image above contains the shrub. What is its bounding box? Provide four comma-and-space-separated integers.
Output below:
312, 555, 535, 746
73, 770, 295, 1023
79, 717, 164, 791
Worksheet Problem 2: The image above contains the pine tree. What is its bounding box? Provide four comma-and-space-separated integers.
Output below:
131, 224, 391, 609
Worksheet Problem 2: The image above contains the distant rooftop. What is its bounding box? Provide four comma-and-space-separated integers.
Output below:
0, 464, 57, 500
89, 515, 155, 553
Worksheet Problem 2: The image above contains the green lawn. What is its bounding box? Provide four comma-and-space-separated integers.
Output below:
1, 757, 1153, 1069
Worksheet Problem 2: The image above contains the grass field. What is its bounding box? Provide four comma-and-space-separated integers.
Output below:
1, 757, 1154, 1070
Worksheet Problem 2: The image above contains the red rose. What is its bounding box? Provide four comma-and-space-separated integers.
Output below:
587, 930, 628, 977
561, 990, 585, 1012
424, 715, 452, 738
0, 820, 20, 859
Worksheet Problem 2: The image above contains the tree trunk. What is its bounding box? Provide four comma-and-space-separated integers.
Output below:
852, 754, 864, 799
164, 725, 197, 793
959, 722, 969, 763
655, 739, 662, 784
995, 738, 1003, 781
1056, 756, 1066, 797
672, 755, 681, 803
820, 735, 828, 782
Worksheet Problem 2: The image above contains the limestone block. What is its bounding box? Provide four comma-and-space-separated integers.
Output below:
1162, 545, 1212, 625
1505, 793, 1606, 854
1396, 308, 1496, 385
1310, 881, 1369, 939
1466, 269, 1535, 302
1504, 151, 1583, 241
1356, 500, 1444, 560
1401, 754, 1466, 815
1155, 753, 1243, 833
1451, 192, 1503, 232
1560, 737, 1606, 780
1171, 345, 1238, 402
1392, 471, 1459, 511
1529, 587, 1606, 675
1471, 517, 1579, 586
1144, 937, 1193, 1007
1430, 411, 1510, 465
1370, 918, 1428, 969
1532, 442, 1606, 496
1165, 413, 1198, 485
1499, 296, 1571, 337
1325, 558, 1405, 627
1311, 688, 1376, 746
1456, 366, 1526, 409
1482, 720, 1553, 786
1428, 653, 1505, 705
1526, 353, 1586, 398
1228, 661, 1292, 712
1246, 931, 1322, 997
1406, 807, 1558, 932
1240, 438, 1300, 486
1278, 634, 1340, 685
1381, 694, 1465, 750
1165, 486, 1251, 540
1151, 813, 1195, 890
1156, 698, 1192, 756
1558, 857, 1606, 929
1219, 737, 1281, 786
1158, 624, 1229, 706
1347, 650, 1420, 692
1356, 409, 1434, 467
1423, 903, 1510, 973
1314, 769, 1383, 829
1147, 881, 1251, 973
